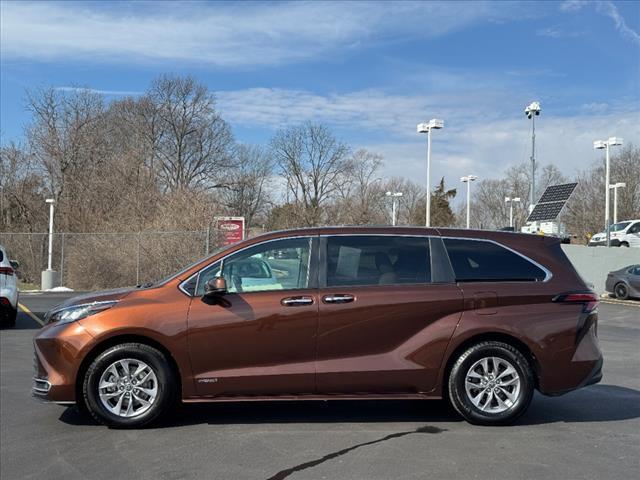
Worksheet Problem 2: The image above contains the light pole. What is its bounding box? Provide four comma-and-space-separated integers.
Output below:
525, 101, 540, 212
460, 175, 477, 229
594, 137, 623, 247
41, 198, 59, 290
417, 119, 444, 227
385, 191, 403, 226
505, 196, 521, 229
46, 198, 55, 271
609, 182, 626, 224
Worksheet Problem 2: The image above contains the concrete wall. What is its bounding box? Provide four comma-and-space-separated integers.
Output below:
561, 245, 640, 294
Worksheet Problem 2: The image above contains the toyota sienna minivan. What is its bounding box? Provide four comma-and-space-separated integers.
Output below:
33, 227, 602, 427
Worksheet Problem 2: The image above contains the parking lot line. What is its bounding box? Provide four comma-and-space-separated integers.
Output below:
18, 303, 44, 326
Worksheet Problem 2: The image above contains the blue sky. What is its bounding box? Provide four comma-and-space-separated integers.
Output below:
1, 0, 639, 194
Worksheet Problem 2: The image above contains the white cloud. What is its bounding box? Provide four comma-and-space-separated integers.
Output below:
0, 1, 527, 66
559, 0, 640, 46
216, 86, 640, 198
55, 86, 142, 96
536, 26, 582, 39
596, 1, 640, 46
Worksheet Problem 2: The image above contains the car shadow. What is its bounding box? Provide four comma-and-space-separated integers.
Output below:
58, 383, 640, 428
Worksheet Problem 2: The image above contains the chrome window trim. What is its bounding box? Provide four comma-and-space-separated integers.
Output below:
440, 236, 553, 283
179, 235, 315, 297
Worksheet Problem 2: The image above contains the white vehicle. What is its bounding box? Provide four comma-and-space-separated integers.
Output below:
589, 219, 640, 248
0, 244, 19, 328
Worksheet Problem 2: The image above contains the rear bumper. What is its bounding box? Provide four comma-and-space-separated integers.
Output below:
539, 314, 603, 396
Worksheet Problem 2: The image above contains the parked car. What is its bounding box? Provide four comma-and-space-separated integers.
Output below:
589, 219, 640, 247
605, 264, 640, 300
0, 244, 19, 328
33, 227, 602, 427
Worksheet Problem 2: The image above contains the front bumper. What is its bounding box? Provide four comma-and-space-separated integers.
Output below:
32, 321, 95, 403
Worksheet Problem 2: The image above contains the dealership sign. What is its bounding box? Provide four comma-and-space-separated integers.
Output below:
215, 216, 245, 246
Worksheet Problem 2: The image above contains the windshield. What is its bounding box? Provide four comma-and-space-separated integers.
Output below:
151, 245, 229, 287
609, 222, 631, 232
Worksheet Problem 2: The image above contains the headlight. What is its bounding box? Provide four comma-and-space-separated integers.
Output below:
46, 301, 118, 326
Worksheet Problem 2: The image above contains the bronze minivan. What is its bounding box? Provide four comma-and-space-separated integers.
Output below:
33, 227, 602, 427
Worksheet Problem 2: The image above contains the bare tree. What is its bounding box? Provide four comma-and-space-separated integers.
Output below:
270, 123, 350, 226
220, 144, 274, 227
333, 149, 386, 225
147, 75, 235, 192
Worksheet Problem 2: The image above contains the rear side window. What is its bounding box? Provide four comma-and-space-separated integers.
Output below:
443, 238, 546, 282
326, 236, 431, 287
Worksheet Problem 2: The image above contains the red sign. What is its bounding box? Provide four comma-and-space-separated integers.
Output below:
215, 217, 245, 246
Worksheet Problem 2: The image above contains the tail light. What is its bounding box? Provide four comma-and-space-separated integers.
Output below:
553, 292, 599, 313
0, 297, 10, 307
0, 266, 14, 276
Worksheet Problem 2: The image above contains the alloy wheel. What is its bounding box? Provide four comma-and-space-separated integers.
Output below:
464, 356, 521, 413
98, 358, 158, 418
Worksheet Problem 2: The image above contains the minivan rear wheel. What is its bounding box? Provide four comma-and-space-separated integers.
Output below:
83, 343, 176, 428
448, 341, 534, 425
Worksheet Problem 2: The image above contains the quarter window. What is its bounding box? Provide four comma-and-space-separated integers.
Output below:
326, 236, 431, 287
443, 238, 546, 282
196, 237, 312, 295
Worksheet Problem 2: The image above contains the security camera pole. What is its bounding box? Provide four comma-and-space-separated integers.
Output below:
594, 137, 623, 247
417, 119, 444, 227
525, 102, 540, 212
609, 182, 626, 224
505, 196, 521, 229
460, 175, 477, 229
385, 191, 403, 226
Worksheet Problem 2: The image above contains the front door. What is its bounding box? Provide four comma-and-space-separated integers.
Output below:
626, 222, 640, 247
316, 235, 464, 395
187, 236, 319, 397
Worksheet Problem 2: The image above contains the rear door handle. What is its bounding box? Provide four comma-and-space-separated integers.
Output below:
323, 294, 354, 304
281, 296, 314, 307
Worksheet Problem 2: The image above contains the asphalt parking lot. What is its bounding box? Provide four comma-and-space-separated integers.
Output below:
1, 294, 639, 480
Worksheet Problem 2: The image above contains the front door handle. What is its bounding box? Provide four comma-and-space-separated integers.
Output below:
323, 294, 354, 304
281, 296, 314, 307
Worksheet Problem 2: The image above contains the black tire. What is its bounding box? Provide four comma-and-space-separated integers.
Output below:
448, 341, 534, 426
83, 343, 176, 428
614, 282, 629, 300
620, 242, 629, 248
1, 307, 16, 328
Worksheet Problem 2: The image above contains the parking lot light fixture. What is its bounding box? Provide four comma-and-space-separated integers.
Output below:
609, 182, 626, 224
460, 175, 477, 229
385, 191, 403, 226
417, 119, 444, 227
594, 137, 623, 247
505, 196, 521, 229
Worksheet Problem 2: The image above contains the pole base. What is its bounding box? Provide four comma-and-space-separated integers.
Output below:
41, 270, 60, 290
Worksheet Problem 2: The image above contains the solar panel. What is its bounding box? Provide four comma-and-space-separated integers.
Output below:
526, 182, 578, 223
527, 201, 566, 222
537, 183, 577, 203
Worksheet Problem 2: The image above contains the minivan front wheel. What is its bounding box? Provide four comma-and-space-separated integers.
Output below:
448, 341, 534, 425
83, 343, 176, 428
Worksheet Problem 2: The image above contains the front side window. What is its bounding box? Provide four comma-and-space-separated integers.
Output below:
195, 237, 312, 295
326, 236, 431, 287
443, 238, 547, 282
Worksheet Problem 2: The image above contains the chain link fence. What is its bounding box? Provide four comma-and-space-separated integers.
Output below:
0, 228, 264, 290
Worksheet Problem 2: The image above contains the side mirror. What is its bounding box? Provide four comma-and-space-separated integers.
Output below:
204, 277, 227, 297
9, 260, 19, 270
